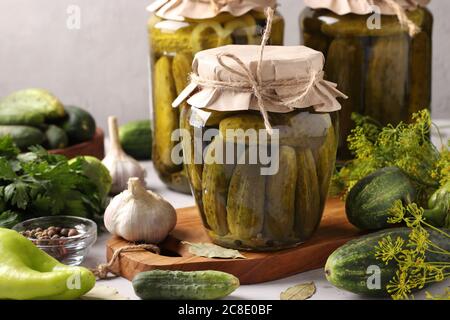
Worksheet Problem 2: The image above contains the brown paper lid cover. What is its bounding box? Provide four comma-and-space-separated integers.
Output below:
173, 45, 347, 117
148, 0, 276, 20
304, 0, 430, 15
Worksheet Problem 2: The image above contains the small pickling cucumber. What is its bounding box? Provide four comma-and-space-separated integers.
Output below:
219, 114, 266, 145
0, 106, 45, 126
295, 148, 321, 240
132, 270, 240, 300
202, 137, 234, 236
61, 105, 96, 144
45, 125, 69, 149
227, 153, 266, 240
0, 125, 45, 150
119, 120, 152, 160
0, 88, 65, 121
264, 145, 297, 241
152, 56, 181, 174
346, 167, 416, 230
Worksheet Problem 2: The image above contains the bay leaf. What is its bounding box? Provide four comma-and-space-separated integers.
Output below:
81, 285, 129, 300
280, 282, 316, 300
182, 241, 246, 259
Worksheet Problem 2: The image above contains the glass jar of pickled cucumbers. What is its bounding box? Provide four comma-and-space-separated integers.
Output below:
181, 108, 339, 251
300, 3, 432, 159
148, 3, 284, 193
174, 45, 345, 251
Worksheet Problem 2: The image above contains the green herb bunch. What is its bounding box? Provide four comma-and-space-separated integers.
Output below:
0, 136, 104, 228
333, 109, 450, 299
375, 200, 450, 300
332, 110, 448, 205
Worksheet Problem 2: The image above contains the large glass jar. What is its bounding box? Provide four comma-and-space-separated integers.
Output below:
300, 7, 433, 159
148, 11, 284, 193
180, 109, 339, 251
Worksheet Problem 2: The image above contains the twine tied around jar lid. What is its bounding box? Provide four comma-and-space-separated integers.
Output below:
148, 0, 276, 20
204, 0, 241, 13
305, 0, 425, 36
188, 7, 330, 135
382, 0, 421, 36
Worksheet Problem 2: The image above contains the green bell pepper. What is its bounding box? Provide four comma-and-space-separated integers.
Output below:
0, 228, 96, 300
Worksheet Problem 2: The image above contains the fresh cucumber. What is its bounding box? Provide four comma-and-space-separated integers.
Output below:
325, 227, 450, 296
346, 167, 416, 230
61, 106, 96, 144
45, 125, 69, 149
132, 270, 240, 300
0, 125, 45, 150
0, 88, 65, 121
119, 120, 152, 160
0, 106, 45, 126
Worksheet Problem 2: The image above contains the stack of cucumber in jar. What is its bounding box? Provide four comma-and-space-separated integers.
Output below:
300, 0, 433, 159
185, 111, 339, 251
147, 0, 284, 193
173, 44, 346, 251
145, 0, 436, 253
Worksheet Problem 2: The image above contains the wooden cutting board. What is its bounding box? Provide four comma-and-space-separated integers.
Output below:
106, 198, 363, 284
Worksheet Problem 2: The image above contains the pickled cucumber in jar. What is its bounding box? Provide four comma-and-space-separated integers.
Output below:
300, 4, 433, 160
180, 108, 339, 251
173, 44, 344, 251
148, 5, 285, 193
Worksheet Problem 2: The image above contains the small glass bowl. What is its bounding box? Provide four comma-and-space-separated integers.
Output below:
13, 216, 97, 266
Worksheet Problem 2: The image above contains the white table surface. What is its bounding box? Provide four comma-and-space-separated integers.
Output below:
82, 122, 450, 300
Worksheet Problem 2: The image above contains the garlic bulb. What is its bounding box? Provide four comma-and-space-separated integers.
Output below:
103, 116, 146, 194
104, 177, 177, 243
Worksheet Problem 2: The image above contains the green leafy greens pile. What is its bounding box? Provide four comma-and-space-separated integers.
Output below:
0, 136, 105, 228
333, 109, 450, 299
332, 110, 450, 208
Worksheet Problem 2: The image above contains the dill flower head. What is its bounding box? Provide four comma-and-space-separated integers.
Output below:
387, 270, 413, 300
379, 200, 449, 300
387, 200, 407, 224
432, 147, 450, 185
407, 228, 429, 254
331, 109, 442, 197
426, 266, 445, 282
375, 236, 405, 264
403, 203, 425, 228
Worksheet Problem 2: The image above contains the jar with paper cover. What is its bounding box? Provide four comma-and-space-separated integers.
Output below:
300, 0, 433, 159
147, 0, 285, 193
173, 42, 346, 251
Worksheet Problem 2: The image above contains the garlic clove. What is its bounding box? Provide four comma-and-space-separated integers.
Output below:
103, 116, 147, 194
104, 177, 177, 244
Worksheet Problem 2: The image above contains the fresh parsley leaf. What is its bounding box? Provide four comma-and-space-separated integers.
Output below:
0, 157, 16, 180
0, 211, 21, 228
0, 141, 105, 225
0, 136, 20, 158
28, 145, 67, 164
4, 181, 30, 210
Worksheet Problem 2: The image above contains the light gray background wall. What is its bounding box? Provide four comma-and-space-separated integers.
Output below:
0, 0, 448, 132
